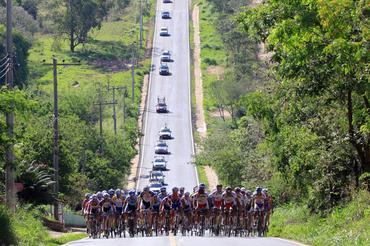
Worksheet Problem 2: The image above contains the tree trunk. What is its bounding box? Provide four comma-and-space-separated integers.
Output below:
347, 90, 370, 174
70, 28, 75, 52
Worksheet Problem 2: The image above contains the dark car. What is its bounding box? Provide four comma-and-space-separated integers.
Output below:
161, 11, 171, 19
159, 63, 170, 75
156, 97, 168, 113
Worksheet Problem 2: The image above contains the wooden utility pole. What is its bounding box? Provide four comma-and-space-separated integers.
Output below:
131, 59, 135, 104
43, 58, 80, 221
139, 0, 143, 49
5, 0, 16, 212
107, 84, 127, 137
95, 84, 117, 153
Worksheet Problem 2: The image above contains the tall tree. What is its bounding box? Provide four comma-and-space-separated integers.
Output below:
59, 0, 112, 52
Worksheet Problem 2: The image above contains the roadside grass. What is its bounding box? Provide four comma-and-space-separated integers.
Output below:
46, 233, 86, 246
198, 0, 226, 111
196, 165, 209, 188
269, 190, 370, 246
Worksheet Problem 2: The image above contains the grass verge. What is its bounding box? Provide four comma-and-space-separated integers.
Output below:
269, 190, 370, 246
196, 165, 209, 188
46, 233, 86, 246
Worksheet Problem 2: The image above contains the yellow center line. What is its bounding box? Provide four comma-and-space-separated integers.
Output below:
169, 232, 177, 246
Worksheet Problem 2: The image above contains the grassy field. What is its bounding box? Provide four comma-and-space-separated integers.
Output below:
27, 1, 154, 141
197, 0, 226, 111
269, 191, 370, 246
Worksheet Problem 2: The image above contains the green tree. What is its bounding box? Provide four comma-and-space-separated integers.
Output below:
58, 0, 113, 52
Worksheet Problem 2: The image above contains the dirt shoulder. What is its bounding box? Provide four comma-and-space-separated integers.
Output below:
192, 4, 219, 189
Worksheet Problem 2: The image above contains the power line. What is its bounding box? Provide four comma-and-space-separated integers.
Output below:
0, 58, 10, 68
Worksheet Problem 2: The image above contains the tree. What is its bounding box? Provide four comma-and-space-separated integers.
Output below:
58, 0, 113, 52
0, 25, 32, 88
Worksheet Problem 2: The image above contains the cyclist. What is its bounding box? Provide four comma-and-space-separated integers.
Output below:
210, 185, 223, 230
138, 186, 154, 232
151, 193, 161, 233
252, 187, 266, 231
192, 183, 209, 227
222, 186, 236, 227
158, 187, 168, 200
112, 189, 125, 233
82, 193, 91, 220
179, 187, 185, 198
86, 194, 100, 236
100, 193, 115, 237
160, 191, 173, 234
168, 187, 181, 230
180, 191, 193, 231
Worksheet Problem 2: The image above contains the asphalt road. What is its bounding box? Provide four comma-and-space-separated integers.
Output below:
137, 0, 197, 192
67, 0, 303, 245
66, 235, 302, 246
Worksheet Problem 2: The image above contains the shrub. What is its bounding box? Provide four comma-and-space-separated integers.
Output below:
203, 57, 217, 65
0, 205, 17, 246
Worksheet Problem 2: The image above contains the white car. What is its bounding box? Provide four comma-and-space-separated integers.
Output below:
160, 50, 172, 62
159, 27, 169, 36
159, 125, 172, 140
149, 171, 165, 184
149, 182, 162, 193
155, 140, 169, 154
152, 156, 167, 171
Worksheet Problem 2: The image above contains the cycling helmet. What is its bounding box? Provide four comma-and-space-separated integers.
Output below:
102, 190, 107, 194
104, 193, 110, 198
246, 190, 252, 196
92, 194, 97, 200
199, 183, 206, 189
85, 193, 91, 199
263, 188, 268, 193
97, 191, 103, 198
216, 184, 223, 188
241, 187, 246, 192
185, 192, 190, 197
160, 187, 166, 192
256, 187, 262, 193
180, 187, 185, 192
172, 187, 179, 192
235, 187, 241, 192
115, 189, 121, 195
129, 190, 135, 196
108, 189, 115, 195
144, 186, 150, 192
226, 186, 232, 191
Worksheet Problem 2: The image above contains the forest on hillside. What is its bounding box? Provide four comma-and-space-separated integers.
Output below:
196, 0, 369, 212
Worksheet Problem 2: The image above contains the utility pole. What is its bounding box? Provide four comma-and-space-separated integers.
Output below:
5, 0, 16, 212
107, 84, 127, 137
131, 58, 135, 104
139, 0, 143, 49
95, 83, 117, 153
43, 57, 80, 221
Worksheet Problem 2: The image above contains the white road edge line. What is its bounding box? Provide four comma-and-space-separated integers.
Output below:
187, 0, 200, 186
136, 0, 160, 191
274, 237, 309, 246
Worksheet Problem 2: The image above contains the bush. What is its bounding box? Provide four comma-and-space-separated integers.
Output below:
203, 57, 217, 65
0, 205, 17, 245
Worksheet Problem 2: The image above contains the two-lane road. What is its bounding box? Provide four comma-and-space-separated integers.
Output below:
137, 0, 197, 191
67, 0, 304, 245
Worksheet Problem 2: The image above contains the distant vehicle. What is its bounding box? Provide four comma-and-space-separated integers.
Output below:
152, 156, 167, 171
156, 97, 168, 113
159, 125, 172, 140
159, 27, 170, 36
160, 50, 172, 62
155, 140, 169, 154
149, 170, 165, 184
163, 0, 172, 3
161, 11, 171, 19
149, 182, 162, 193
159, 62, 170, 75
